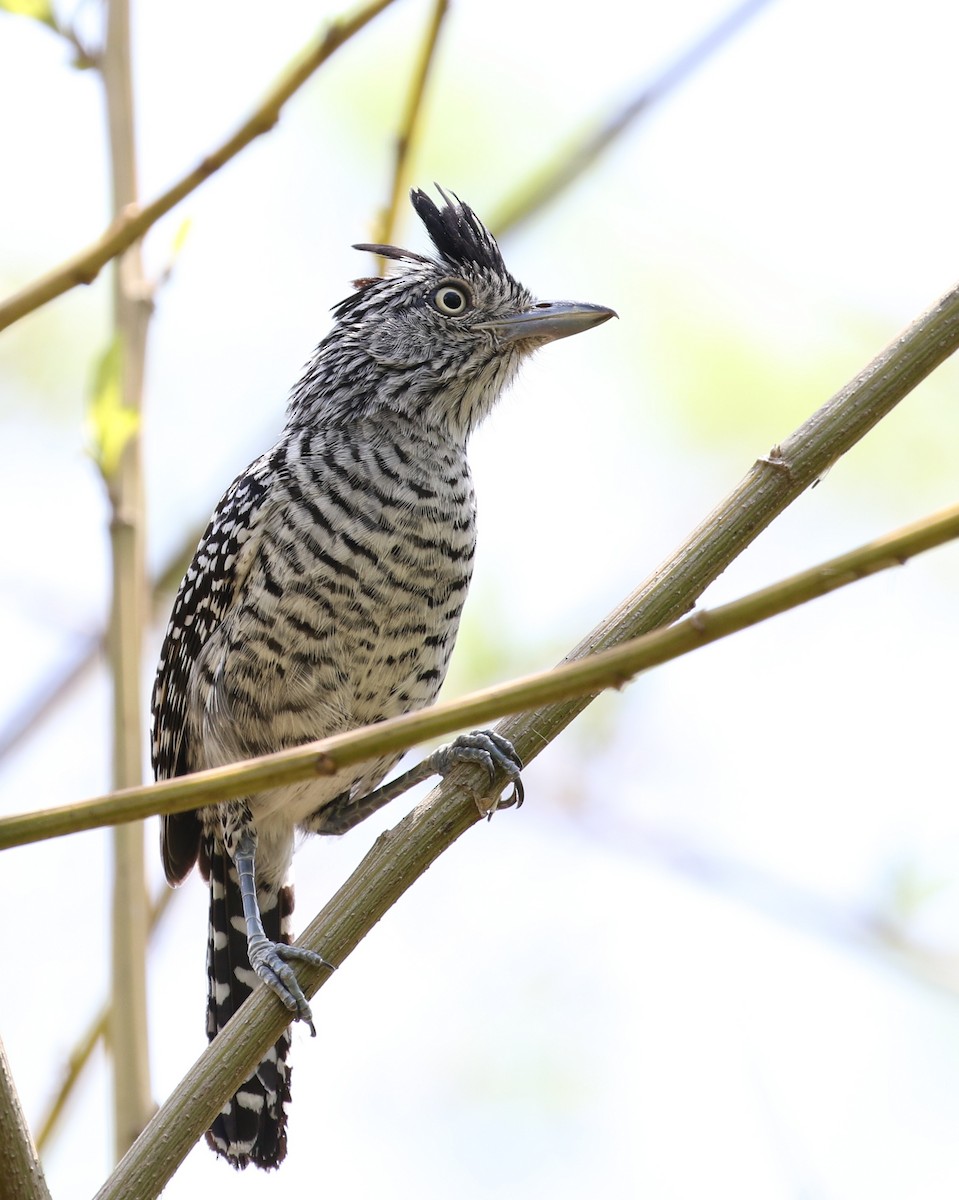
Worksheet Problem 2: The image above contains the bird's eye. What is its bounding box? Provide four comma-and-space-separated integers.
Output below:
431, 282, 472, 316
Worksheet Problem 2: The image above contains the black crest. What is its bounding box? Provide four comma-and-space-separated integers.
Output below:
337, 188, 509, 320
410, 186, 507, 275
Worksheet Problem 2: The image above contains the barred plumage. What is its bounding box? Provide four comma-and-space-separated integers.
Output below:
151, 187, 614, 1169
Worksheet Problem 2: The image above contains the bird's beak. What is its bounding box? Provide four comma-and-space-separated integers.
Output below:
478, 301, 617, 344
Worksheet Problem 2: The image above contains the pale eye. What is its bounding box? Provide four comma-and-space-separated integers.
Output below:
431, 282, 472, 316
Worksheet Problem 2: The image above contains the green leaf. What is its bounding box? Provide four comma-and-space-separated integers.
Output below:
0, 0, 56, 28
87, 337, 139, 481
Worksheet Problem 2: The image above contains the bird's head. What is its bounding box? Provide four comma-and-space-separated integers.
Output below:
289, 187, 615, 440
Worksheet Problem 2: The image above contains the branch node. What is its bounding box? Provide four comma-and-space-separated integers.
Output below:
312, 753, 338, 777
758, 443, 795, 478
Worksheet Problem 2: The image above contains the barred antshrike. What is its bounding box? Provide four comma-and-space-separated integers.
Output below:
151, 187, 614, 1170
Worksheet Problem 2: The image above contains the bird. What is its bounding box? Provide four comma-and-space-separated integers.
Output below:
151, 186, 615, 1170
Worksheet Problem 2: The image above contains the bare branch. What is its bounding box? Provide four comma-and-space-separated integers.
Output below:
492, 0, 776, 237
491, 277, 959, 770
0, 0, 398, 333
4, 270, 959, 847
0, 1035, 52, 1200
99, 0, 153, 1156
92, 776, 481, 1199
81, 265, 959, 1194
0, 522, 203, 766
581, 814, 959, 1003
3, 495, 958, 851
373, 0, 449, 269
35, 887, 175, 1154
90, 482, 959, 1195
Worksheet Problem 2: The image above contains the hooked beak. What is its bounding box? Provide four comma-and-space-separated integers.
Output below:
478, 301, 617, 344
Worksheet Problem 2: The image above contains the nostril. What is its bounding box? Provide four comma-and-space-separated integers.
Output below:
534, 302, 552, 309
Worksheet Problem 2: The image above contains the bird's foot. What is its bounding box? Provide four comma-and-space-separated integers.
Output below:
431, 729, 524, 818
246, 937, 332, 1036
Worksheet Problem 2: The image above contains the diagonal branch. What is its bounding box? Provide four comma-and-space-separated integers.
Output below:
0, 521, 204, 765
491, 0, 776, 237
3, 271, 959, 849
2, 498, 958, 851
0, 1035, 52, 1200
91, 510, 959, 1196
0, 0, 397, 333
86, 265, 959, 1194
93, 775, 483, 1199
35, 887, 175, 1154
493, 276, 959, 766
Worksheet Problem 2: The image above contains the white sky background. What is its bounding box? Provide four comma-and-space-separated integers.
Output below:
1, 0, 959, 1196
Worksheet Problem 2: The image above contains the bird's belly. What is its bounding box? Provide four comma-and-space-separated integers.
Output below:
200, 547, 468, 820
243, 607, 459, 833
190, 455, 476, 843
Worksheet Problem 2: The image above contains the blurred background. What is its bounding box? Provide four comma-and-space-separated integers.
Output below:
2, 0, 959, 1195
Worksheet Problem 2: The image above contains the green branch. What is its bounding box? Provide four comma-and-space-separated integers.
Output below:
0, 1036, 51, 1200
491, 0, 775, 236
95, 504, 959, 1197
0, 0, 397, 333
5, 257, 959, 849
87, 267, 959, 1195
34, 887, 174, 1154
90, 509, 959, 1199
3, 500, 957, 853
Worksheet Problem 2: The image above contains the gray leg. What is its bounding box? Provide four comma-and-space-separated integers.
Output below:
235, 831, 332, 1034
320, 729, 524, 836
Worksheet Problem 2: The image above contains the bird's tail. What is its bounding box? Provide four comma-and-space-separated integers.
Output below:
204, 836, 294, 1170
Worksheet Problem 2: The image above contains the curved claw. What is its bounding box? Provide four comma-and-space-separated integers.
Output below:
247, 939, 332, 1035
491, 776, 525, 815
434, 729, 525, 816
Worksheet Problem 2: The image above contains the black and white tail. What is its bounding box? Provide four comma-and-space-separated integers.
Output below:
204, 837, 295, 1170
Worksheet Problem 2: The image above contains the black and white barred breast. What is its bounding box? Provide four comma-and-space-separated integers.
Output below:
155, 413, 476, 886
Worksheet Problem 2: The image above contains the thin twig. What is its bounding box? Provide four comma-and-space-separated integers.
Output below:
35, 886, 175, 1154
373, 0, 449, 268
4, 496, 958, 852
0, 521, 204, 765
491, 0, 776, 237
0, 0, 397, 333
0, 643, 97, 764
581, 813, 959, 1003
0, 1035, 52, 1200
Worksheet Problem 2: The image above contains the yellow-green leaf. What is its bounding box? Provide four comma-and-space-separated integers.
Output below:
0, 0, 56, 27
171, 217, 192, 259
87, 338, 139, 480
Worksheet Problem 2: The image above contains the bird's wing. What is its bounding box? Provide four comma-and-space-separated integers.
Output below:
152, 458, 272, 882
